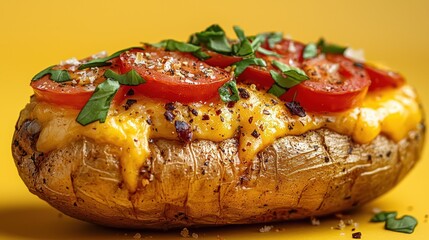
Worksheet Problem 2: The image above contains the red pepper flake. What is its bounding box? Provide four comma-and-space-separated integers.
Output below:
285, 101, 306, 117
352, 232, 362, 239
146, 117, 152, 125
202, 114, 210, 120
227, 101, 236, 108
248, 116, 253, 124
251, 129, 260, 138
126, 88, 135, 96
174, 120, 193, 143
216, 109, 222, 115
164, 110, 175, 122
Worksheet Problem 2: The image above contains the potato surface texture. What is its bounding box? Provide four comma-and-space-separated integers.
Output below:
12, 107, 425, 229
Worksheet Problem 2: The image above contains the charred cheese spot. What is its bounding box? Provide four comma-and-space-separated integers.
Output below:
23, 84, 422, 192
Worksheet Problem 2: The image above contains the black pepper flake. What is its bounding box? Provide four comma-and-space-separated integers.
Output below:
202, 114, 210, 120
285, 101, 306, 117
220, 116, 224, 122
262, 109, 270, 115
165, 102, 176, 110
271, 99, 278, 105
189, 108, 198, 116
248, 116, 253, 124
251, 129, 260, 138
123, 99, 137, 110
386, 150, 392, 157
174, 120, 192, 143
146, 117, 152, 125
353, 62, 364, 69
126, 88, 135, 96
238, 88, 250, 99
164, 110, 175, 122
352, 232, 362, 239
324, 156, 330, 163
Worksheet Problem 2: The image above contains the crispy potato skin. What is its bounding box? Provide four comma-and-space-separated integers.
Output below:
12, 109, 425, 229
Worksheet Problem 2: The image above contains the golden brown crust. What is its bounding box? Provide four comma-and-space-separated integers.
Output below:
12, 112, 425, 229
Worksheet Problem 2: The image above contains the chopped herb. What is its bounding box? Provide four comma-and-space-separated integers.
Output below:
267, 83, 286, 97
78, 47, 144, 70
76, 79, 120, 126
370, 211, 398, 222
104, 69, 145, 86
257, 47, 281, 57
285, 101, 306, 117
192, 24, 232, 53
232, 26, 255, 57
385, 215, 418, 234
233, 58, 266, 77
154, 39, 210, 60
32, 65, 71, 82
218, 80, 239, 102
272, 60, 309, 82
317, 38, 347, 54
303, 43, 317, 59
266, 32, 283, 49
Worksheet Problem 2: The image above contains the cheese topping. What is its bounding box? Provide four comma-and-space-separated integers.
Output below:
22, 84, 422, 192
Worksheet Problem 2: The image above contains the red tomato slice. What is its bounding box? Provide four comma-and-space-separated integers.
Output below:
364, 63, 405, 91
264, 39, 305, 64
203, 50, 242, 68
119, 48, 232, 103
30, 64, 128, 109
281, 54, 371, 112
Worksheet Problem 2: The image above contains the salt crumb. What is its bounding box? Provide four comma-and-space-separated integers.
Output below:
310, 216, 320, 226
180, 228, 190, 238
331, 220, 346, 230
259, 225, 274, 233
372, 207, 381, 214
192, 233, 199, 239
340, 232, 345, 236
133, 233, 142, 239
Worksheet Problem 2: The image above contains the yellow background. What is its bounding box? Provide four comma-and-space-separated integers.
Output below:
1, 0, 428, 239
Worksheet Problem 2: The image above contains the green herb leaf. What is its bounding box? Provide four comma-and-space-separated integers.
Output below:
272, 60, 309, 82
32, 65, 71, 82
266, 32, 283, 49
317, 38, 347, 54
76, 79, 120, 126
164, 39, 200, 52
231, 26, 254, 57
104, 69, 145, 86
303, 43, 317, 59
251, 34, 266, 50
370, 211, 398, 222
268, 83, 286, 97
78, 47, 144, 70
218, 80, 239, 102
192, 50, 211, 60
193, 24, 232, 53
233, 58, 266, 77
385, 215, 418, 234
233, 25, 246, 42
257, 47, 281, 57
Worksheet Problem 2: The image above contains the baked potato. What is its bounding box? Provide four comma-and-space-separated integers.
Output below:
12, 25, 425, 229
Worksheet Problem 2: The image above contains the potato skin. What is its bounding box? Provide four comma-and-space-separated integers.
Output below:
12, 111, 425, 229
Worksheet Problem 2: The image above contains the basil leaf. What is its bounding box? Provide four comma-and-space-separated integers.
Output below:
385, 215, 418, 234
164, 39, 200, 52
303, 43, 317, 59
32, 65, 71, 82
104, 69, 145, 86
78, 47, 144, 70
233, 25, 246, 42
370, 211, 398, 222
218, 80, 239, 102
266, 32, 283, 49
76, 79, 120, 126
268, 83, 286, 97
272, 60, 309, 82
194, 24, 232, 53
257, 47, 281, 57
192, 50, 211, 60
317, 38, 347, 54
233, 58, 266, 77
251, 34, 266, 50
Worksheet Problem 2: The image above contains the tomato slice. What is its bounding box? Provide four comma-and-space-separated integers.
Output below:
281, 54, 371, 112
264, 39, 305, 64
30, 64, 127, 109
364, 63, 405, 91
203, 50, 242, 68
119, 48, 232, 103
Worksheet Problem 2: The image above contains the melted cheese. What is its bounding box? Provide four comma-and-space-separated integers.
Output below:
24, 84, 422, 192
